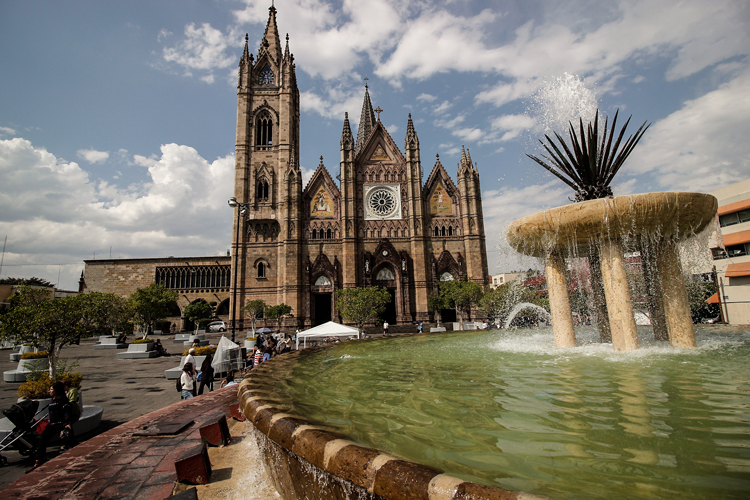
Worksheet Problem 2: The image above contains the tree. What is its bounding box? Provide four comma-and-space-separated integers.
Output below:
243, 299, 267, 335
427, 291, 449, 326
126, 283, 179, 338
336, 286, 390, 335
439, 279, 483, 327
183, 300, 214, 332
0, 287, 129, 377
686, 280, 720, 323
266, 303, 292, 332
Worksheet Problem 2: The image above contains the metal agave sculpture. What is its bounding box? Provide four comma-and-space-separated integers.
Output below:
527, 109, 650, 202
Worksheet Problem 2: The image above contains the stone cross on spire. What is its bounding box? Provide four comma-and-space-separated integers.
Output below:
375, 106, 382, 121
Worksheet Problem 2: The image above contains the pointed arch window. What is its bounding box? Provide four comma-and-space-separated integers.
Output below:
259, 65, 275, 85
448, 226, 453, 236
257, 178, 269, 201
326, 228, 332, 239
255, 112, 273, 149
258, 262, 266, 278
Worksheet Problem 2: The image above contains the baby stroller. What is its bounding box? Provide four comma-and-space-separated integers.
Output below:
0, 400, 46, 466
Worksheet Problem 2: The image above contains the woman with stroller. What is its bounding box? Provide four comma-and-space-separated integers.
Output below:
30, 382, 75, 470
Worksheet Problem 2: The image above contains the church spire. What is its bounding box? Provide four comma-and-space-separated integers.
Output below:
405, 113, 419, 150
355, 81, 376, 156
341, 112, 354, 150
259, 3, 282, 64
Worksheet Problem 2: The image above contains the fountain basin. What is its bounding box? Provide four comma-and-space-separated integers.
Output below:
242, 328, 750, 500
506, 192, 717, 257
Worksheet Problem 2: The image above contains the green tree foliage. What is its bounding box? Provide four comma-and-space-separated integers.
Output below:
439, 279, 483, 327
266, 303, 292, 332
126, 283, 178, 338
336, 286, 390, 335
183, 300, 214, 332
243, 299, 267, 335
427, 291, 449, 326
0, 287, 129, 377
687, 280, 720, 323
0, 277, 55, 287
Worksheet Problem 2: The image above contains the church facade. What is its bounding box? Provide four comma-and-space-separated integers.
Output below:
231, 5, 489, 329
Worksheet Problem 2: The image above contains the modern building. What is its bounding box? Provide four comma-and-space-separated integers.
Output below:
710, 179, 750, 324
490, 273, 522, 289
229, 5, 489, 329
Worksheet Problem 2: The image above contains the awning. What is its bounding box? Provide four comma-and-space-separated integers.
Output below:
723, 229, 750, 247
705, 292, 720, 304
725, 262, 750, 278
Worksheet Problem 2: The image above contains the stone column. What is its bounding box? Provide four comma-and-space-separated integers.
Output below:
598, 239, 639, 351
545, 251, 576, 348
656, 240, 697, 348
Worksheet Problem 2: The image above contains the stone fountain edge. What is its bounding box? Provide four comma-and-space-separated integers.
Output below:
240, 341, 552, 500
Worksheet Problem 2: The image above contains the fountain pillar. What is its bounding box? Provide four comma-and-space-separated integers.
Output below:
656, 240, 697, 348
545, 251, 577, 348
598, 239, 639, 351
588, 249, 612, 342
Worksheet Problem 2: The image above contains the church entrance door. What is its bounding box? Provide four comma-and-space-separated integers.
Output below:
313, 293, 332, 326
383, 289, 397, 325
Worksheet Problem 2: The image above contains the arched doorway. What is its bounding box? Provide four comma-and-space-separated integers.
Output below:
374, 264, 398, 325
312, 274, 333, 326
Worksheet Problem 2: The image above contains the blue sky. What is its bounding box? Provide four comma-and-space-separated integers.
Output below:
1, 0, 749, 290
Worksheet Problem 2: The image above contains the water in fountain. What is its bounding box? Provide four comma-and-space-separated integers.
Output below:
503, 302, 551, 329
275, 328, 750, 500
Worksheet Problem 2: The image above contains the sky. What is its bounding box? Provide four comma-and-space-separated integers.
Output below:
1, 0, 749, 290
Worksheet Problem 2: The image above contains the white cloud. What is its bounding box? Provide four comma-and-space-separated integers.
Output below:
0, 126, 16, 136
77, 149, 110, 164
627, 70, 750, 192
0, 138, 235, 288
162, 22, 238, 81
490, 114, 536, 141
417, 93, 436, 102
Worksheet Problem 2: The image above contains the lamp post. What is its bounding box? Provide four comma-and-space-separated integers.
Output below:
228, 197, 249, 343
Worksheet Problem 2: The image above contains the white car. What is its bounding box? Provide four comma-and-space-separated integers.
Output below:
207, 321, 226, 332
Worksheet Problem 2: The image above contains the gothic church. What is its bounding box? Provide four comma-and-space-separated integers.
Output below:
231, 5, 489, 328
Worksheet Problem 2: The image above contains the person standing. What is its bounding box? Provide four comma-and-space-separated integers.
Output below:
383, 321, 389, 336
418, 322, 423, 333
181, 362, 195, 400
198, 355, 214, 395
185, 348, 197, 377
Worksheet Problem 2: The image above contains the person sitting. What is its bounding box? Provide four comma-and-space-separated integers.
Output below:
116, 332, 127, 344
192, 337, 202, 348
30, 382, 75, 470
154, 339, 168, 356
220, 373, 238, 388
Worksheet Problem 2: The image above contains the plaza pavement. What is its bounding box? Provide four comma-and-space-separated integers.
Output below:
0, 332, 228, 490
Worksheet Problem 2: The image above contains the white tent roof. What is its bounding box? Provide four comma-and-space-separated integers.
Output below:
296, 321, 360, 348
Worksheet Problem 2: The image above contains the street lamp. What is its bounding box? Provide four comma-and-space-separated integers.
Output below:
228, 196, 249, 343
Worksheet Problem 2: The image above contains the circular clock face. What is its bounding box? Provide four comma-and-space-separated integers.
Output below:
382, 250, 388, 256
367, 188, 397, 217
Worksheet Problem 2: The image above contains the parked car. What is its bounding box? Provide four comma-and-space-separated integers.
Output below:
207, 320, 226, 332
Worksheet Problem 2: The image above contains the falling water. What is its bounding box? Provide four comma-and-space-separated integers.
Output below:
528, 72, 600, 137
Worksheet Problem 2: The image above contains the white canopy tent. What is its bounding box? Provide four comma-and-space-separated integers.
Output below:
212, 336, 242, 373
296, 321, 360, 349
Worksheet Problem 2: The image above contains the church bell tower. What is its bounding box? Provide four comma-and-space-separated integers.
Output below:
231, 4, 302, 329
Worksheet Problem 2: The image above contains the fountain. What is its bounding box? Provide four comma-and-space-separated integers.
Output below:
236, 77, 737, 500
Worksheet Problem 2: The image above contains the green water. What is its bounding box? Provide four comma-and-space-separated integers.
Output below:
276, 326, 750, 500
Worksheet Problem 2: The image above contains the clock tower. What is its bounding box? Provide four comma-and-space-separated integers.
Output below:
231, 4, 303, 330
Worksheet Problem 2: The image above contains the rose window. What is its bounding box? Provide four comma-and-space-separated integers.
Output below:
368, 188, 396, 217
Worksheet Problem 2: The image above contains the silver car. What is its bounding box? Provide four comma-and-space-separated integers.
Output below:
207, 320, 226, 332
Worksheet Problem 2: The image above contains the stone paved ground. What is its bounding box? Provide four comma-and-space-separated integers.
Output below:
0, 332, 229, 490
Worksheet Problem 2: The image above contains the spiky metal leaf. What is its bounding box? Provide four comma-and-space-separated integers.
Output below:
526, 108, 650, 202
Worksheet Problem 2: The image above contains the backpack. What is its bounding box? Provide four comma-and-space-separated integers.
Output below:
176, 376, 182, 393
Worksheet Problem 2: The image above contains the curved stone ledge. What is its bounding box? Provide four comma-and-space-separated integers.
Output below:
240, 345, 551, 500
